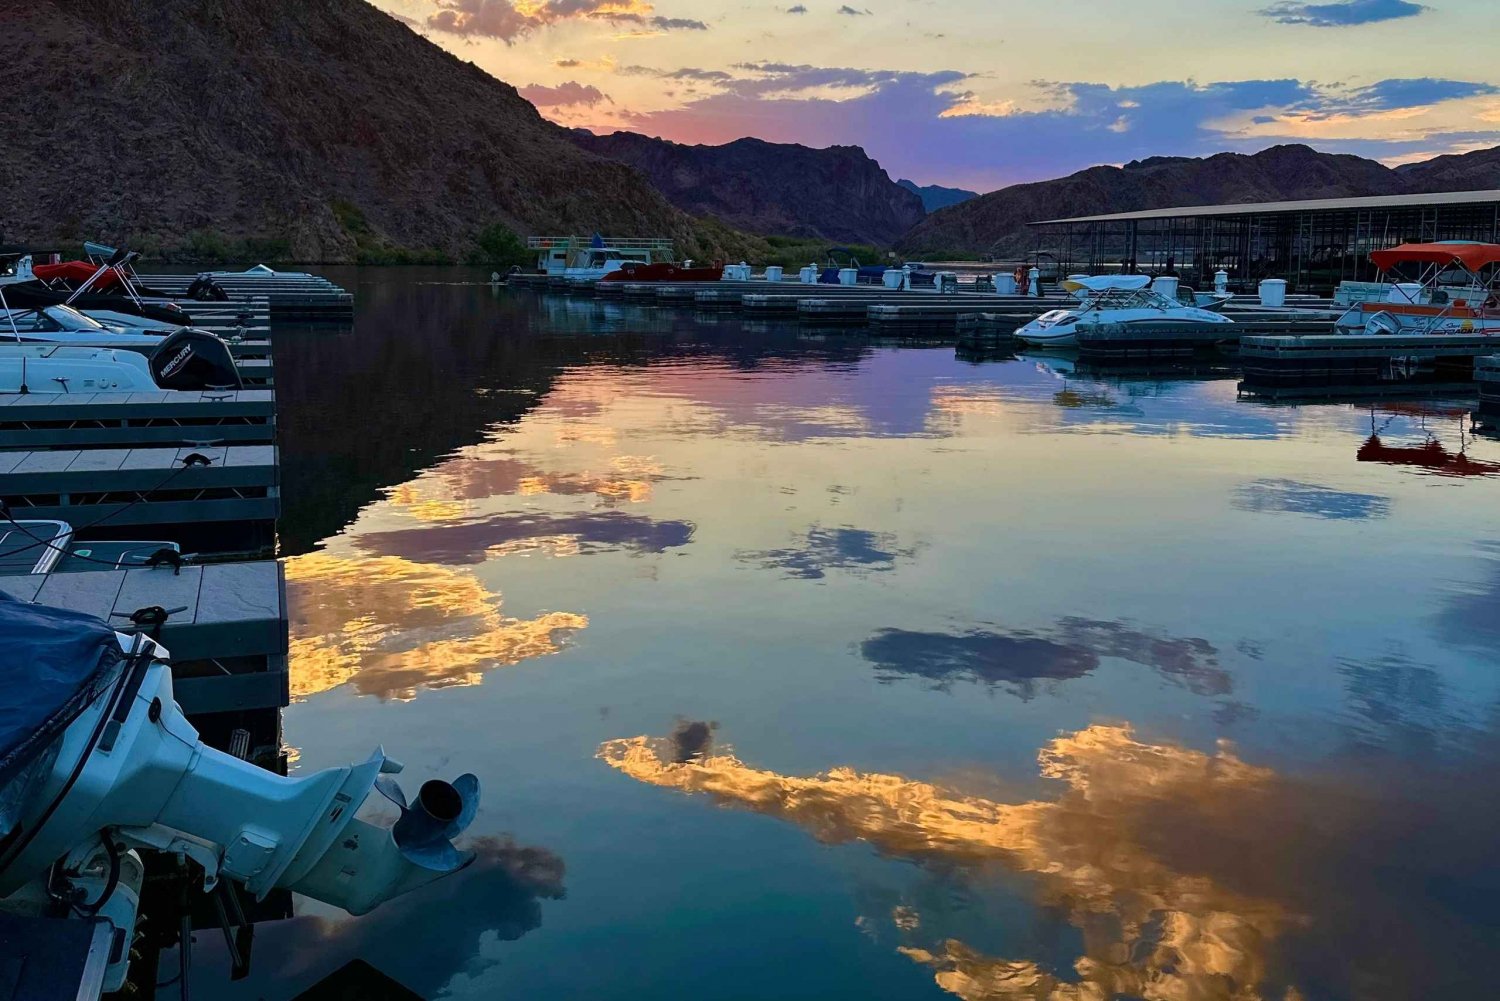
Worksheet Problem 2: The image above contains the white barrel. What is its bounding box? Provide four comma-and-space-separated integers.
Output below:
1151, 275, 1180, 300
838, 268, 858, 286
764, 266, 783, 283
1028, 267, 1040, 297
1214, 269, 1229, 294
882, 269, 906, 289
1258, 278, 1287, 308
799, 265, 817, 284
993, 273, 1017, 295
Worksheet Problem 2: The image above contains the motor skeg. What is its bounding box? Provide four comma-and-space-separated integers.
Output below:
148, 328, 241, 390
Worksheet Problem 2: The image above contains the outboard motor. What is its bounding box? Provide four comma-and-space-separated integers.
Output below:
149, 328, 242, 390
185, 276, 230, 301
0, 600, 480, 992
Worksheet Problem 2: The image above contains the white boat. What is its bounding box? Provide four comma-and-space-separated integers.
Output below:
1334, 242, 1500, 336
0, 302, 175, 347
0, 598, 479, 992
527, 235, 674, 279
1064, 274, 1233, 311
0, 330, 242, 394
1015, 285, 1235, 348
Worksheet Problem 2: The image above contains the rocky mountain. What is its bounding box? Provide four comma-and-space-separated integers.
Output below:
0, 0, 757, 263
898, 143, 1500, 258
897, 179, 978, 213
1398, 145, 1500, 191
571, 132, 925, 246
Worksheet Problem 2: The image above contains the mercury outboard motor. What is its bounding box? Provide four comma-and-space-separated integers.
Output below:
185, 276, 230, 301
149, 328, 242, 390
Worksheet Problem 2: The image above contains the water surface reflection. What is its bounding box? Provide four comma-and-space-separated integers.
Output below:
252, 275, 1500, 1000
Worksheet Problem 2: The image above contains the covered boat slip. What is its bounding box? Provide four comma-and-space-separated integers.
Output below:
0, 445, 279, 546
0, 560, 287, 717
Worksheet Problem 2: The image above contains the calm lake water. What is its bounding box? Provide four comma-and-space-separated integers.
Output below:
194, 268, 1500, 1000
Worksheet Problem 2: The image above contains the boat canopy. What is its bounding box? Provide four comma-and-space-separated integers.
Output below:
0, 595, 124, 787
1369, 242, 1500, 272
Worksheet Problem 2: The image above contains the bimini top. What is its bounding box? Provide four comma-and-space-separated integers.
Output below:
1369, 242, 1500, 272
0, 595, 124, 787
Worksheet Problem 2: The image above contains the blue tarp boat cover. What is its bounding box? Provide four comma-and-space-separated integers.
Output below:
0, 596, 123, 787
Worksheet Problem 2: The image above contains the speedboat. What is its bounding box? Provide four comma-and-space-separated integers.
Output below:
0, 520, 181, 575
1015, 285, 1234, 348
599, 260, 722, 283
0, 302, 176, 347
562, 244, 656, 282
1335, 242, 1500, 336
0, 329, 243, 394
0, 596, 479, 993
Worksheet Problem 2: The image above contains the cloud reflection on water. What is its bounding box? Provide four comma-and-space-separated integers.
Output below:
193, 836, 565, 999
736, 525, 917, 580
355, 510, 696, 565
599, 723, 1290, 999
1232, 478, 1392, 520
286, 552, 586, 700
862, 618, 1230, 699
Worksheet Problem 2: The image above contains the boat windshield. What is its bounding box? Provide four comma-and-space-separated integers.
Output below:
1078, 287, 1180, 311
44, 305, 107, 330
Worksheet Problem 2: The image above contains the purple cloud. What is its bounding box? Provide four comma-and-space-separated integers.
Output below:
1259, 0, 1427, 26
520, 80, 611, 107
786, 3, 808, 11
836, 4, 870, 13
605, 65, 1500, 189
427, 0, 706, 40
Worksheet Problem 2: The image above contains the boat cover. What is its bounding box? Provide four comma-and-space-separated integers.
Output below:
33, 262, 127, 294
1370, 242, 1500, 272
0, 595, 123, 787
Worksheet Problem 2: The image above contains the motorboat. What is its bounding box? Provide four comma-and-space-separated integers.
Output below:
0, 301, 176, 347
0, 520, 181, 575
1335, 242, 1500, 336
0, 329, 243, 394
0, 596, 479, 993
1015, 284, 1234, 348
527, 235, 674, 280
1063, 274, 1233, 311
4, 275, 192, 328
599, 260, 722, 283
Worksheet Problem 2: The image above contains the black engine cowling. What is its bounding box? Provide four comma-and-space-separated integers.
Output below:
185, 277, 230, 301
149, 328, 242, 391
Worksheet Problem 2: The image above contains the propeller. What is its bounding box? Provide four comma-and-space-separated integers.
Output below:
374, 773, 480, 872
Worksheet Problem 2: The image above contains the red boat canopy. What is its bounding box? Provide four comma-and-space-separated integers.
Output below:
1369, 242, 1500, 273
32, 260, 127, 293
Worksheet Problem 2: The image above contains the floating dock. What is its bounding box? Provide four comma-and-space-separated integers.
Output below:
136, 273, 353, 319
0, 444, 279, 540
1239, 333, 1497, 390
0, 560, 287, 715
0, 389, 276, 449
1479, 355, 1500, 414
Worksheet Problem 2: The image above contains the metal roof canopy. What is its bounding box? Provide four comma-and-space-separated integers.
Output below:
1031, 189, 1500, 226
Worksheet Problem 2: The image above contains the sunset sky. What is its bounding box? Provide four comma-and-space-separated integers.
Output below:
371, 0, 1500, 191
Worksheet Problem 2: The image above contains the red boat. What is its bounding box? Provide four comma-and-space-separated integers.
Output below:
599, 261, 722, 283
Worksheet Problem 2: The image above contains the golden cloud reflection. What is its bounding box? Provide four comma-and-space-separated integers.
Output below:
389, 452, 664, 516
599, 724, 1299, 1000
286, 551, 587, 701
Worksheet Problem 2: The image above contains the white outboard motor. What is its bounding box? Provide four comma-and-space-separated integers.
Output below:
0, 599, 479, 992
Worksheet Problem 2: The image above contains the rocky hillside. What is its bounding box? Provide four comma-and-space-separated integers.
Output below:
572, 132, 925, 246
0, 0, 756, 263
898, 143, 1500, 257
897, 179, 978, 213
